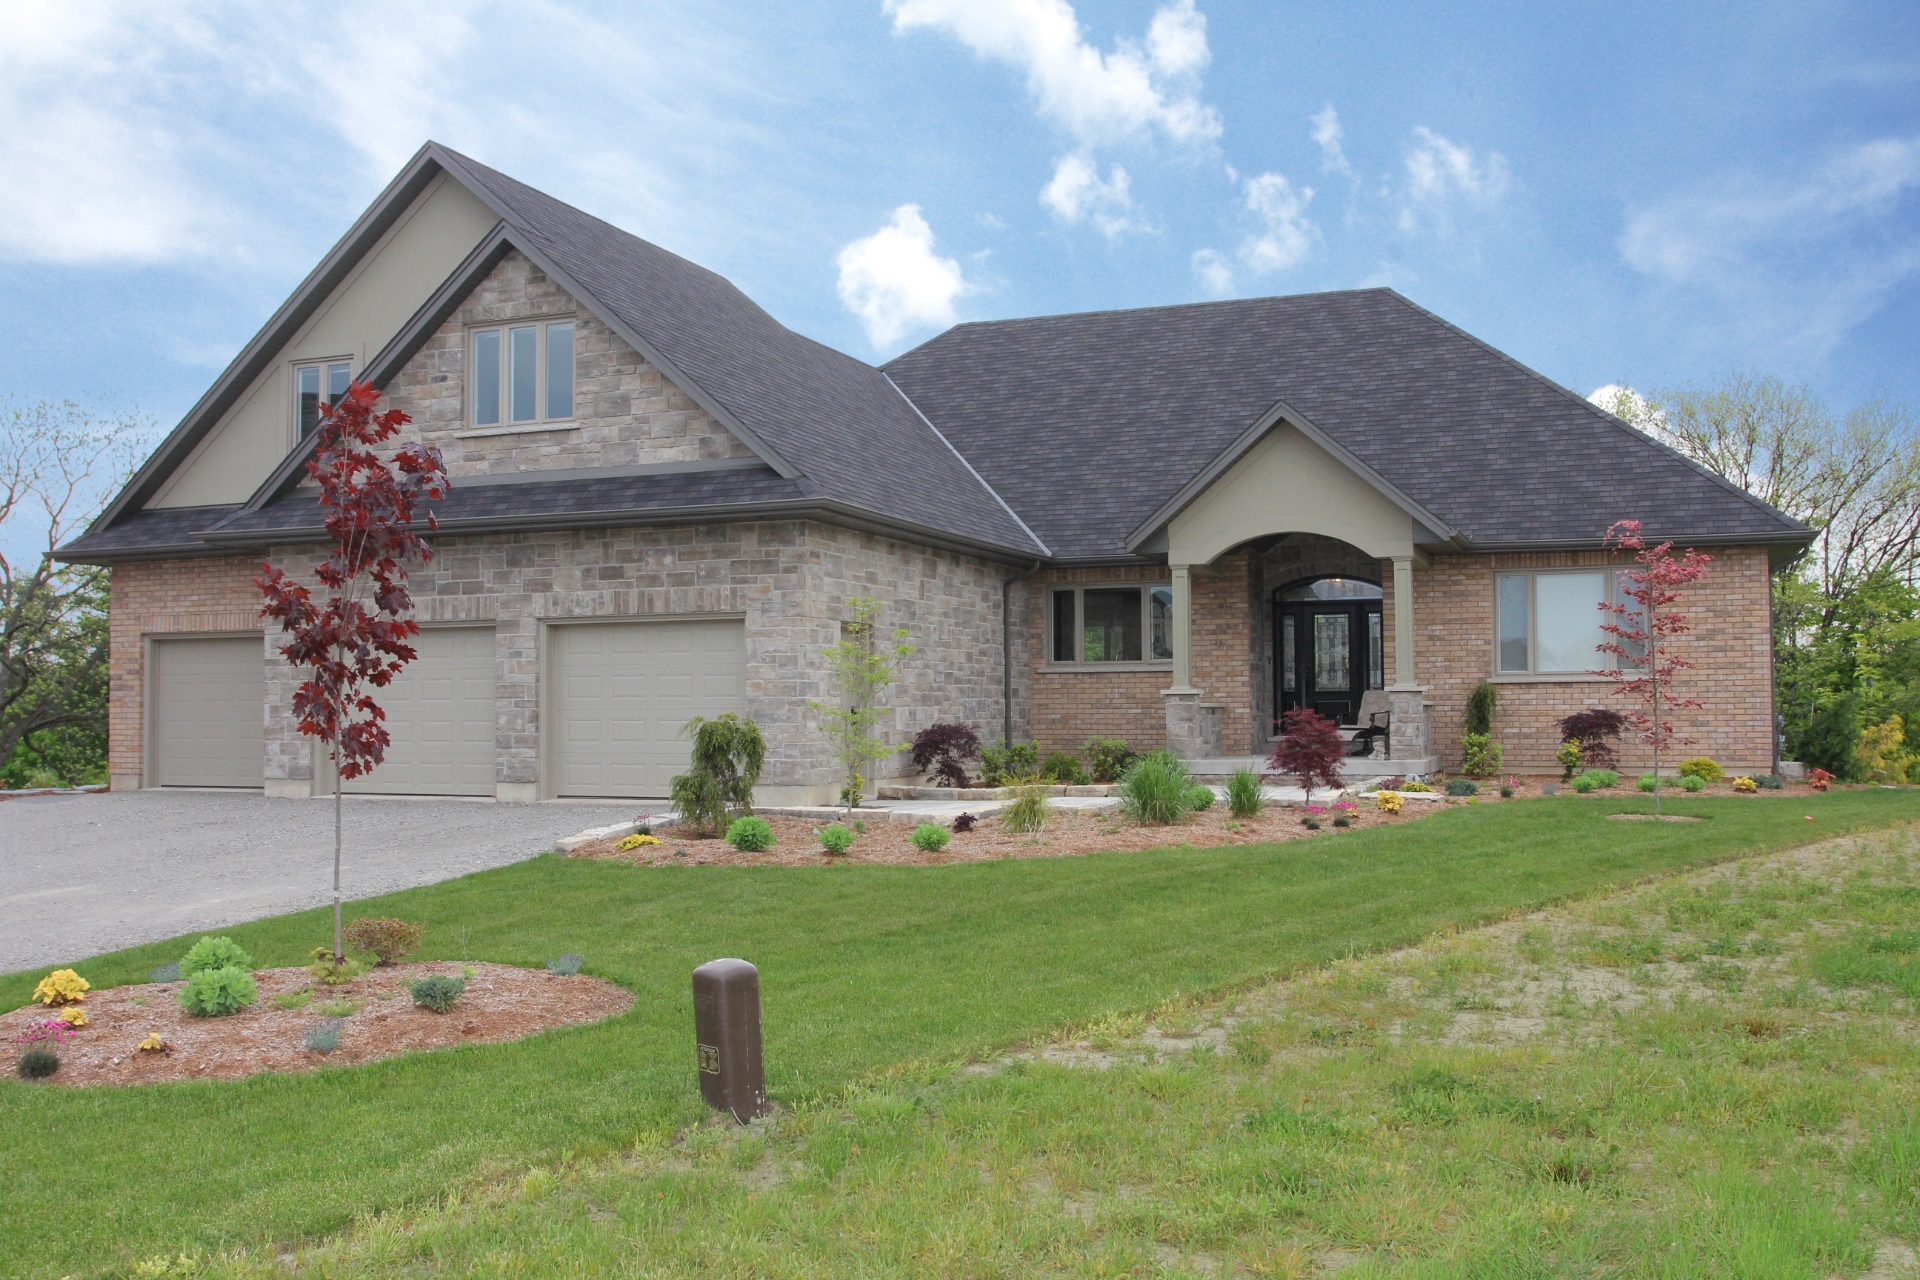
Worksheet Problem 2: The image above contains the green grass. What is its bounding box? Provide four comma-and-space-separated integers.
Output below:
2, 791, 1913, 1275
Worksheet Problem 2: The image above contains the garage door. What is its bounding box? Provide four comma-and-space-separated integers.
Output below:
150, 635, 263, 788
344, 626, 497, 796
550, 618, 746, 798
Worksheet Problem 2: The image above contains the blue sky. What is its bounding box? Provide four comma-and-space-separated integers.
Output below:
2, 0, 1917, 441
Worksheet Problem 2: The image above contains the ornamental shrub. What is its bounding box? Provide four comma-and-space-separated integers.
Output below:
1677, 757, 1723, 783
1083, 738, 1140, 784
1445, 778, 1478, 797
149, 963, 182, 983
1375, 791, 1404, 814
1332, 814, 1352, 828
1120, 750, 1193, 825
409, 974, 465, 1014
180, 936, 254, 979
305, 1018, 343, 1053
1460, 733, 1503, 779
343, 917, 423, 966
1731, 775, 1759, 793
617, 832, 662, 851
1225, 766, 1264, 818
1270, 708, 1346, 806
16, 1048, 58, 1080
1184, 784, 1217, 812
910, 722, 982, 788
178, 965, 257, 1017
548, 953, 585, 976
1556, 739, 1583, 782
1556, 708, 1627, 770
1002, 783, 1051, 833
309, 948, 364, 985
670, 712, 767, 834
1400, 781, 1435, 793
1040, 751, 1090, 786
1680, 774, 1706, 792
1637, 773, 1659, 792
1572, 769, 1618, 793
911, 823, 951, 852
726, 815, 775, 852
818, 824, 855, 855
1757, 773, 1785, 790
32, 969, 89, 1007
980, 741, 1039, 787
1464, 681, 1499, 736
950, 811, 978, 833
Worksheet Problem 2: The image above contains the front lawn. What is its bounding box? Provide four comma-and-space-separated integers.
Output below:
2, 791, 1913, 1275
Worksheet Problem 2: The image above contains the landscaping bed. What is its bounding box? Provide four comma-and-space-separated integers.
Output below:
572, 800, 1439, 866
3, 962, 632, 1087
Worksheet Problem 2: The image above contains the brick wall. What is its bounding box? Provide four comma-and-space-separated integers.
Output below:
1191, 551, 1256, 753
1403, 545, 1775, 775
1026, 564, 1172, 755
384, 249, 759, 478
107, 557, 265, 787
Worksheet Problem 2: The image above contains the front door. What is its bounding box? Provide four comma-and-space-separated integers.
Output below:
1274, 579, 1384, 731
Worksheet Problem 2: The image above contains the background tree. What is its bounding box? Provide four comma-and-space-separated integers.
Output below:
1, 400, 150, 786
1594, 520, 1711, 815
258, 384, 447, 961
1269, 707, 1345, 806
808, 597, 914, 810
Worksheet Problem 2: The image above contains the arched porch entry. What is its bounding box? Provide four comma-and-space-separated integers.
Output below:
1274, 574, 1383, 729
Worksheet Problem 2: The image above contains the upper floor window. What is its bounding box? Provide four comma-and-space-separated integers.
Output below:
296, 360, 351, 437
1050, 584, 1174, 665
471, 320, 574, 427
1495, 569, 1644, 675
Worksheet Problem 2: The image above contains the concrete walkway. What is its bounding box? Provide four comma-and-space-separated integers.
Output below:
0, 790, 633, 975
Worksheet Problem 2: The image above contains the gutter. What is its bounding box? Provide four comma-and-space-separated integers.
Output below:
1002, 561, 1043, 747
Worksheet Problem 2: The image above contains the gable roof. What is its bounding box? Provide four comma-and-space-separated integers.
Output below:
885, 289, 1811, 561
68, 143, 1046, 563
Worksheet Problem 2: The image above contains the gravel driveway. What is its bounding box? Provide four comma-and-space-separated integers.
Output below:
0, 790, 634, 975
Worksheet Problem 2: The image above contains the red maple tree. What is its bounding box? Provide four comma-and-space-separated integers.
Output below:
257, 384, 449, 960
1270, 707, 1347, 807
1593, 519, 1712, 816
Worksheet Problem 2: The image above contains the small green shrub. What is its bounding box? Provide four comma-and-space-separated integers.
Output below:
305, 1018, 343, 1053
980, 741, 1039, 787
1758, 773, 1785, 790
1445, 778, 1478, 797
17, 1048, 59, 1079
1039, 751, 1090, 785
1083, 737, 1140, 784
1680, 774, 1706, 792
1002, 784, 1050, 833
409, 975, 466, 1014
1460, 733, 1503, 779
817, 824, 855, 855
309, 949, 364, 986
179, 936, 254, 978
547, 954, 584, 976
911, 823, 951, 852
178, 966, 257, 1017
1677, 757, 1723, 783
1464, 681, 1499, 736
1184, 784, 1216, 811
148, 962, 182, 984
274, 989, 313, 1011
1225, 766, 1264, 818
1331, 814, 1352, 828
1572, 769, 1619, 793
725, 815, 775, 852
1119, 750, 1193, 825
343, 917, 423, 965
1637, 773, 1660, 792
1556, 739, 1583, 782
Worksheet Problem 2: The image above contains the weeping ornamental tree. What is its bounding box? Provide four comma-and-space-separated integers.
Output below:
1594, 520, 1712, 816
257, 384, 449, 961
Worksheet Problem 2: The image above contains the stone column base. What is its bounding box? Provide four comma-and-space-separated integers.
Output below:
110, 773, 143, 793
1164, 688, 1224, 758
1386, 686, 1431, 764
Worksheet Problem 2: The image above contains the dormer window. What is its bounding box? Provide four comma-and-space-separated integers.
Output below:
296, 360, 351, 437
471, 320, 575, 427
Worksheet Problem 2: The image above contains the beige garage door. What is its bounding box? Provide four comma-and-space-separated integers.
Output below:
549, 618, 746, 798
344, 626, 497, 796
150, 635, 263, 788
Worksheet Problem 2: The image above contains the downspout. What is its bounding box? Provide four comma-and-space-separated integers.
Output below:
1003, 561, 1043, 747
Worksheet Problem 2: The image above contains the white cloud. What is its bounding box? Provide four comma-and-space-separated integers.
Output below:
1396, 126, 1509, 234
883, 0, 1221, 147
1191, 248, 1234, 295
1041, 154, 1137, 236
1588, 384, 1661, 432
1189, 170, 1319, 293
1310, 103, 1351, 178
836, 204, 969, 348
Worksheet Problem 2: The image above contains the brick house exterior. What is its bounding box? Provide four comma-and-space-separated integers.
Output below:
65, 143, 1808, 802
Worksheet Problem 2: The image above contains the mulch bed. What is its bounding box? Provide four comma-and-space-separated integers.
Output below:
4, 962, 632, 1088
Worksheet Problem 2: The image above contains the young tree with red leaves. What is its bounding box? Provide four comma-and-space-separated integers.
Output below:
1270, 707, 1347, 807
257, 384, 449, 961
1593, 519, 1712, 816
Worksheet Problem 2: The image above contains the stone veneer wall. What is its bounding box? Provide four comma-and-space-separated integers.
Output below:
261, 519, 1012, 802
1403, 546, 1776, 775
383, 249, 759, 478
107, 557, 265, 789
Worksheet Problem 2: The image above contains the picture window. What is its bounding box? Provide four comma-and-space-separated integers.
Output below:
1050, 585, 1173, 665
470, 320, 575, 426
1494, 569, 1643, 675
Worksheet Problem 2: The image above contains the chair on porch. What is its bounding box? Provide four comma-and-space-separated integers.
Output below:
1346, 690, 1391, 758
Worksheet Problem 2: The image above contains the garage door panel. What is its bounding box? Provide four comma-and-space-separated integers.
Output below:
551, 618, 746, 799
345, 626, 496, 796
151, 636, 264, 788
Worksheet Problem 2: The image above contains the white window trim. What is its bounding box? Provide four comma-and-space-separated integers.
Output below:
292, 357, 353, 442
466, 314, 577, 430
1491, 568, 1643, 680
1046, 583, 1174, 671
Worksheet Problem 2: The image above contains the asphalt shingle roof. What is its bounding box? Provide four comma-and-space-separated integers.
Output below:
884, 289, 1808, 560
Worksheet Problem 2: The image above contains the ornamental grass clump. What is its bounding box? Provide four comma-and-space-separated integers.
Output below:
726, 815, 775, 852
16, 1048, 59, 1080
178, 965, 257, 1017
409, 974, 465, 1014
1119, 750, 1193, 825
343, 917, 423, 966
911, 823, 951, 852
304, 1018, 343, 1054
1002, 783, 1051, 833
1225, 766, 1264, 818
547, 954, 585, 976
817, 824, 855, 855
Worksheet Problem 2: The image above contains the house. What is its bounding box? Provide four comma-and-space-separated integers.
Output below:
61, 143, 1810, 804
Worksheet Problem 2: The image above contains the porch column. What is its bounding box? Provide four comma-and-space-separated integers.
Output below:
1170, 563, 1194, 690
1163, 562, 1219, 757
1386, 554, 1432, 769
1391, 555, 1414, 686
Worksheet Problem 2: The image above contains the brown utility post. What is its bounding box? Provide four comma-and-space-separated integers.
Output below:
691, 958, 768, 1122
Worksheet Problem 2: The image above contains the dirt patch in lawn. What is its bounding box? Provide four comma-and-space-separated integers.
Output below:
4, 962, 632, 1088
572, 800, 1443, 867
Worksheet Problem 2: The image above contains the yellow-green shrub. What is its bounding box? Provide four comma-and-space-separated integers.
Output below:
32, 969, 88, 1006
1677, 757, 1723, 783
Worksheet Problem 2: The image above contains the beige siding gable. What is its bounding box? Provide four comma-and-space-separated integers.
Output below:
384, 250, 761, 479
